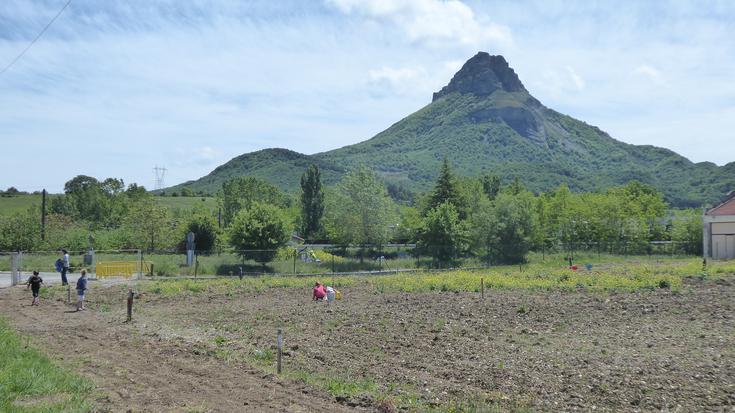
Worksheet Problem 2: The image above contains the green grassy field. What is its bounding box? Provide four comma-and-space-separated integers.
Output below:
137, 255, 730, 297
0, 195, 216, 216
153, 196, 217, 212
0, 318, 94, 412
0, 195, 60, 216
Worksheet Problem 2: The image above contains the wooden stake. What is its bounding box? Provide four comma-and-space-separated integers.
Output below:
126, 289, 134, 322
67, 284, 71, 304
481, 277, 484, 299
276, 329, 283, 374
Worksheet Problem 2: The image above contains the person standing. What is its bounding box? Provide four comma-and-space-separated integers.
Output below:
26, 271, 44, 306
60, 249, 70, 286
76, 269, 88, 311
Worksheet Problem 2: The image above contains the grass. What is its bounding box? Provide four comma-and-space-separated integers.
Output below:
0, 194, 215, 218
153, 196, 217, 212
137, 257, 735, 299
0, 318, 94, 412
0, 195, 62, 216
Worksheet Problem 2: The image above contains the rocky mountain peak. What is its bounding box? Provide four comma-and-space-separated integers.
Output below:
432, 52, 526, 102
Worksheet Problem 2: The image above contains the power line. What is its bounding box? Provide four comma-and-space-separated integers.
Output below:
0, 0, 72, 76
153, 166, 167, 190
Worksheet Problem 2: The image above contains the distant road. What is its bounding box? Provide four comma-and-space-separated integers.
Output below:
0, 270, 81, 288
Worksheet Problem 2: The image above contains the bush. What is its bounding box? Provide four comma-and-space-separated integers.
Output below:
229, 203, 291, 266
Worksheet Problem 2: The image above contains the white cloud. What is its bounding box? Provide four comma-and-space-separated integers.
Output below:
169, 146, 223, 168
326, 0, 512, 48
367, 66, 428, 96
369, 66, 422, 84
633, 64, 665, 85
566, 66, 586, 91
443, 60, 463, 73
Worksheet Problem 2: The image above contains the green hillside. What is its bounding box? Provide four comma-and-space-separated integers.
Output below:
0, 194, 216, 216
166, 52, 734, 207
167, 148, 346, 194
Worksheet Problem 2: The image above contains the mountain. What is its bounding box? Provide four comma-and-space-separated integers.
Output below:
167, 52, 735, 207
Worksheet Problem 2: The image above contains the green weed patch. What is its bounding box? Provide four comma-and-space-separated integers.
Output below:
0, 318, 94, 412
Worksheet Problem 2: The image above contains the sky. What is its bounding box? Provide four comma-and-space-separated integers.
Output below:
1, 0, 734, 193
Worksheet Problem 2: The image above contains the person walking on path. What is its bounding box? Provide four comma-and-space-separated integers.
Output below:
26, 271, 44, 306
76, 269, 88, 311
60, 249, 70, 286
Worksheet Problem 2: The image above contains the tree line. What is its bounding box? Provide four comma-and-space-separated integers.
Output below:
0, 162, 703, 265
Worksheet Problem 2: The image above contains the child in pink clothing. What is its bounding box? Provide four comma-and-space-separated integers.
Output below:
312, 282, 326, 301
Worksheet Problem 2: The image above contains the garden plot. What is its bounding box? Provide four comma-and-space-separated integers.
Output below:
1, 260, 733, 412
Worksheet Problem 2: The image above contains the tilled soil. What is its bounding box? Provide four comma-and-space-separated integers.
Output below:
2, 276, 734, 412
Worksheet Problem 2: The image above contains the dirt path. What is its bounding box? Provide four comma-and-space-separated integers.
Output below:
0, 287, 355, 413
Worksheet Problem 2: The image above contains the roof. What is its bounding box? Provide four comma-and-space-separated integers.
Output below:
706, 191, 735, 216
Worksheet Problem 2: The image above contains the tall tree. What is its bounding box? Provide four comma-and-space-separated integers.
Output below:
480, 174, 501, 200
472, 192, 537, 264
426, 158, 467, 219
229, 202, 290, 267
219, 177, 286, 226
507, 177, 525, 195
299, 164, 324, 242
417, 202, 470, 266
123, 197, 174, 251
63, 175, 109, 223
324, 166, 397, 248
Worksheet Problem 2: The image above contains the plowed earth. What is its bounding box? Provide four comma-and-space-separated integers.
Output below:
1, 276, 734, 412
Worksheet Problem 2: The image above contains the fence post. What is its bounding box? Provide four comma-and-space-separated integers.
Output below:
10, 252, 20, 286
137, 249, 143, 280
542, 243, 545, 261
276, 328, 283, 374
127, 289, 134, 322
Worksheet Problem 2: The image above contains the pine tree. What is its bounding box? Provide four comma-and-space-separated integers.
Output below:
300, 164, 324, 242
426, 158, 466, 219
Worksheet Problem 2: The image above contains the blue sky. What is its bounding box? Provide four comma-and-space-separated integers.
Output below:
1, 0, 734, 192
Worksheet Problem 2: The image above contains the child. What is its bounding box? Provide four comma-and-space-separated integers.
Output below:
26, 271, 44, 306
312, 282, 326, 301
76, 269, 88, 311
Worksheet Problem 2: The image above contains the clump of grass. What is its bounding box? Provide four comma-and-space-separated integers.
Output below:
326, 376, 377, 398
0, 317, 94, 412
213, 335, 227, 346
252, 349, 273, 363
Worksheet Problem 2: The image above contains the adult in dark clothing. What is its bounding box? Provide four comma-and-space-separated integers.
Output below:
60, 249, 70, 286
26, 271, 44, 306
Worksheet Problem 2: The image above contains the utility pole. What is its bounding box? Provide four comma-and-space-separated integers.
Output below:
41, 189, 47, 240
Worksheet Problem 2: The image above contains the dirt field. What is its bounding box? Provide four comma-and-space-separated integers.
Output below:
1, 274, 734, 412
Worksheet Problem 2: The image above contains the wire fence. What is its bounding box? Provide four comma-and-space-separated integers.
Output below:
0, 240, 703, 285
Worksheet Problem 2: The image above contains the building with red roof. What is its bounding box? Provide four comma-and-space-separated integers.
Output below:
704, 192, 735, 259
